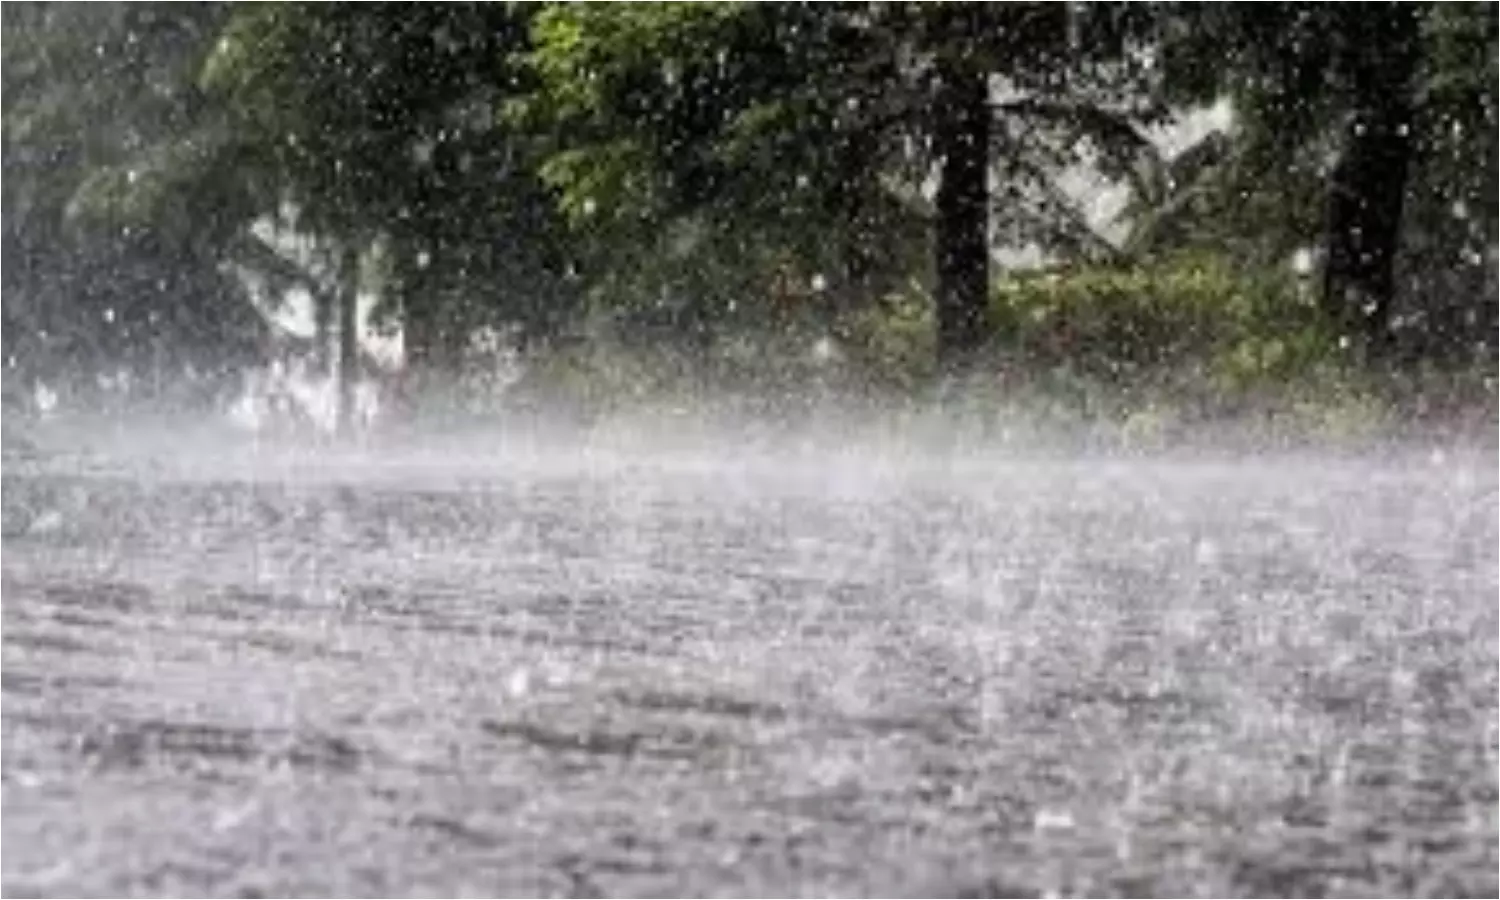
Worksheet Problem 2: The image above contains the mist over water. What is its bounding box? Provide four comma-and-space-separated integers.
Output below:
4, 408, 1496, 897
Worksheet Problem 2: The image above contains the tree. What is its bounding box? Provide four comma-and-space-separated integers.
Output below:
202, 2, 581, 420
522, 3, 926, 354
1160, 3, 1498, 361
524, 2, 1160, 375
2, 2, 268, 410
1401, 3, 1498, 364
929, 4, 995, 367
1318, 5, 1423, 357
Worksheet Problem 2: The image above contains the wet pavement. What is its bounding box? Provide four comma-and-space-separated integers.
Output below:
3, 436, 1497, 897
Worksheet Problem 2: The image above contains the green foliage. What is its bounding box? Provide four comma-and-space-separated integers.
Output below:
521, 3, 1165, 356
1397, 4, 1499, 362
1, 2, 267, 404
1, 2, 1493, 423
989, 253, 1342, 395
203, 3, 581, 353
839, 290, 939, 393
521, 2, 929, 345
1153, 3, 1497, 357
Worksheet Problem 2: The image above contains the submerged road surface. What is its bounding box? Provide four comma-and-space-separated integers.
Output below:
3, 438, 1497, 897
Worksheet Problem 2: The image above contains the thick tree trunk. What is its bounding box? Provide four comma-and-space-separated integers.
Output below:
1321, 6, 1421, 357
336, 245, 359, 436
933, 54, 991, 374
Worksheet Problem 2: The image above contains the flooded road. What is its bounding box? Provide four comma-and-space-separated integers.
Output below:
3, 437, 1497, 897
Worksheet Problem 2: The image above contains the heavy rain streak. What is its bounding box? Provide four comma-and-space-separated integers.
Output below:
3, 4, 1496, 898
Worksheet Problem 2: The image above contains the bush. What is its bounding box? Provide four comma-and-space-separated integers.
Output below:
982, 252, 1354, 418
991, 252, 1338, 384
476, 252, 1494, 446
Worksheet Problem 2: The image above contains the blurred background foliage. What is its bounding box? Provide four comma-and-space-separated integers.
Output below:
3, 2, 1495, 434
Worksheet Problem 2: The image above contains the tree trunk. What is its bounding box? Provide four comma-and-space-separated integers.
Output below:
1321, 6, 1421, 358
400, 249, 439, 378
312, 286, 333, 377
395, 241, 457, 416
933, 53, 991, 374
336, 244, 360, 436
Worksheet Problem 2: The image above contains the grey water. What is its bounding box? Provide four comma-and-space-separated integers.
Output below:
3, 427, 1497, 897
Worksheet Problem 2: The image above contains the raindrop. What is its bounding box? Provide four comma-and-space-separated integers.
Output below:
1292, 248, 1314, 276
34, 383, 58, 414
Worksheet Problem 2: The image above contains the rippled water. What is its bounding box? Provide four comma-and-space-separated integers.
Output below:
3, 433, 1497, 897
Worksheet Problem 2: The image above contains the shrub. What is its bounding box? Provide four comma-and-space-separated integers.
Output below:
985, 252, 1348, 415
992, 253, 1337, 379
